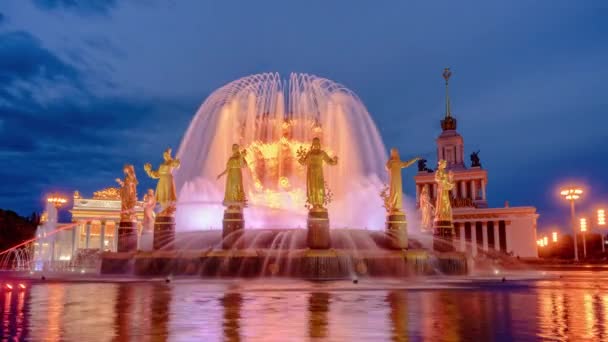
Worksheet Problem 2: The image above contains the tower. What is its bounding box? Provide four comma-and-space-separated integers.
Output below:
436, 68, 466, 170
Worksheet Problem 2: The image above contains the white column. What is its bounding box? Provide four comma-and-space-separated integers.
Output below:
460, 180, 467, 199
100, 222, 105, 251
415, 184, 421, 206
85, 223, 91, 249
460, 224, 466, 252
113, 223, 119, 251
472, 180, 477, 200
71, 224, 77, 256
481, 179, 487, 201
471, 223, 478, 257
482, 222, 489, 251
494, 222, 500, 251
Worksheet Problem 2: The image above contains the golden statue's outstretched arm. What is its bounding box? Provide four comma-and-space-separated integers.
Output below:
217, 169, 227, 180
298, 152, 309, 166
170, 158, 181, 169
322, 151, 338, 165
143, 163, 160, 179
401, 157, 420, 168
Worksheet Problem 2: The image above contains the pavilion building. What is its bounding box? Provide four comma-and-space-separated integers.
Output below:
414, 69, 539, 258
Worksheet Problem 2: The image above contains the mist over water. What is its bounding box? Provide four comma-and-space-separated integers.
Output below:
174, 73, 398, 231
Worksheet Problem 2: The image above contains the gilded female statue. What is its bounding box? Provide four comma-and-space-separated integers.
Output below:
116, 164, 138, 222
419, 185, 434, 231
434, 159, 455, 223
385, 148, 419, 215
298, 137, 338, 211
142, 189, 156, 232
217, 144, 248, 209
144, 148, 180, 216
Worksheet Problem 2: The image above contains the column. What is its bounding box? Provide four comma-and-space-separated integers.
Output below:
100, 222, 106, 251
460, 180, 466, 199
494, 221, 500, 251
71, 224, 77, 256
432, 183, 437, 200
85, 223, 91, 249
472, 180, 477, 200
482, 222, 489, 251
459, 224, 465, 252
415, 184, 421, 206
471, 223, 478, 257
481, 179, 487, 201
113, 223, 119, 251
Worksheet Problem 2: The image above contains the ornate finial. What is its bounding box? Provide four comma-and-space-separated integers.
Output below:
440, 67, 457, 131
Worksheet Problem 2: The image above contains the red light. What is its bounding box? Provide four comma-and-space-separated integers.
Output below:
5, 284, 13, 290
18, 283, 26, 290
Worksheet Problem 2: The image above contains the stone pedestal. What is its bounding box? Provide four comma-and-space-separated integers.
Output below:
386, 213, 408, 249
432, 220, 455, 252
153, 216, 175, 250
117, 221, 137, 252
222, 209, 244, 249
307, 210, 330, 249
139, 229, 153, 251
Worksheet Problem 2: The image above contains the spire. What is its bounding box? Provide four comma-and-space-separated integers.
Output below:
440, 67, 457, 131
443, 67, 452, 117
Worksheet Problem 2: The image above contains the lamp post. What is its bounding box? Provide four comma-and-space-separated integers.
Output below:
580, 218, 587, 259
47, 193, 67, 210
598, 209, 606, 253
45, 193, 67, 267
552, 231, 558, 243
561, 188, 583, 261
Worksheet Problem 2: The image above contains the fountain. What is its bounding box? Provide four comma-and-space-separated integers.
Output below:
97, 72, 467, 279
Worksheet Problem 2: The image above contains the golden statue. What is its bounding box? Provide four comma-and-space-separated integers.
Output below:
142, 189, 156, 232
385, 148, 419, 215
298, 137, 338, 211
144, 148, 180, 216
217, 143, 248, 210
419, 184, 434, 231
434, 159, 455, 222
116, 164, 138, 222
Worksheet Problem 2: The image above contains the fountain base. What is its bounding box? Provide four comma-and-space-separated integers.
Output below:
433, 222, 455, 252
386, 214, 408, 249
118, 221, 137, 252
100, 248, 467, 279
154, 216, 175, 250
222, 210, 244, 249
307, 210, 330, 249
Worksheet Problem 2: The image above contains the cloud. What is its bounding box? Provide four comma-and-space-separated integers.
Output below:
31, 0, 118, 15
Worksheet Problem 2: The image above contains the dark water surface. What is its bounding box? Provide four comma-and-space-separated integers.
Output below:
1, 271, 607, 341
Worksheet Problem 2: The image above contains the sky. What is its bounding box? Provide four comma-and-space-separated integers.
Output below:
0, 1, 607, 234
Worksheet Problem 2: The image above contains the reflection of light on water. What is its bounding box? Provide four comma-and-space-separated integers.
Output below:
584, 294, 594, 338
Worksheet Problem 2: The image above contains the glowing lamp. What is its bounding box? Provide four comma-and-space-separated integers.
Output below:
552, 231, 558, 243
560, 188, 583, 200
18, 283, 26, 290
598, 209, 606, 226
543, 236, 548, 246
580, 218, 587, 232
47, 193, 68, 208
5, 284, 13, 290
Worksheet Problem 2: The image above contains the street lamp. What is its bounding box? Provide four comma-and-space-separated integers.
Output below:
552, 231, 558, 243
580, 218, 587, 259
598, 209, 606, 253
47, 193, 67, 209
561, 187, 583, 261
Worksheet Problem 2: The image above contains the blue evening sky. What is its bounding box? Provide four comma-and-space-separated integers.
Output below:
1, 1, 607, 234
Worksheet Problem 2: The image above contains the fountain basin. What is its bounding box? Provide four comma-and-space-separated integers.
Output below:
100, 248, 467, 280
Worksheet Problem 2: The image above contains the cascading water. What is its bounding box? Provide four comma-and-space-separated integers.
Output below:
175, 73, 390, 231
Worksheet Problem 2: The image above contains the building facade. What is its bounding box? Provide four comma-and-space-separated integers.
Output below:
33, 187, 144, 268
414, 71, 539, 258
